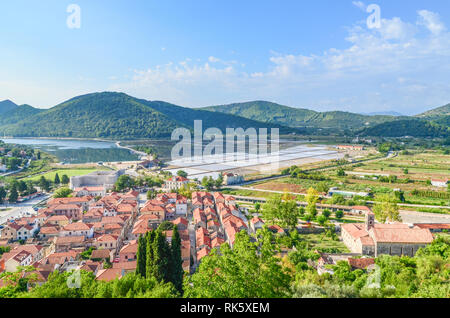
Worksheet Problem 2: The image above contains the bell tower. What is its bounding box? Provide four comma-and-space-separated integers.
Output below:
365, 212, 375, 231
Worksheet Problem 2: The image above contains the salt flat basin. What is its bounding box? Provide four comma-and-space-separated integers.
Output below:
165, 144, 342, 179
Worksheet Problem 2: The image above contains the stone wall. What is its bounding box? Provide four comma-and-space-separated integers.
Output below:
375, 242, 427, 257
70, 170, 123, 190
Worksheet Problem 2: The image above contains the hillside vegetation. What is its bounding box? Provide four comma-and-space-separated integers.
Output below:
0, 93, 296, 139
202, 101, 399, 130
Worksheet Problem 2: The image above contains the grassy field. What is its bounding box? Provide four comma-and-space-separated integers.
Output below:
300, 233, 350, 253
23, 168, 109, 182
247, 149, 449, 208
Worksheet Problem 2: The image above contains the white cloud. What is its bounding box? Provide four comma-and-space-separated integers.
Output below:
352, 1, 366, 11
417, 10, 446, 35
115, 10, 450, 114
208, 56, 220, 63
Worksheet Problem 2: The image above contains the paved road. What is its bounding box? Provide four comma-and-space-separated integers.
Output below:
0, 194, 50, 225
0, 159, 31, 177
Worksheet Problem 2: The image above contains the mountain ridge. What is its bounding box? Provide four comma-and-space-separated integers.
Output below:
0, 92, 298, 139
1, 93, 448, 139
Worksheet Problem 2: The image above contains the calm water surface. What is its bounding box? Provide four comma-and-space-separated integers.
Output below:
0, 138, 139, 163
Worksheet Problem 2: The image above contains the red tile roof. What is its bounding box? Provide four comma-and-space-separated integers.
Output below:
348, 258, 375, 269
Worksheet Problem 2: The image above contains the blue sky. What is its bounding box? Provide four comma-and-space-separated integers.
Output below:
0, 0, 449, 115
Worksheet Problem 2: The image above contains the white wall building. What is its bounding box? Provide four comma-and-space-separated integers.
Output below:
431, 179, 448, 188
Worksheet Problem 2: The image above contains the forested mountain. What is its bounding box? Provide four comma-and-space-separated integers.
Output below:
1, 93, 448, 139
0, 100, 19, 115
202, 101, 399, 130
0, 104, 44, 125
0, 92, 296, 139
417, 103, 450, 118
359, 118, 449, 138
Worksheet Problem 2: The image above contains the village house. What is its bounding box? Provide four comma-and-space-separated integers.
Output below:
47, 196, 94, 212
112, 260, 137, 274
94, 234, 119, 250
431, 179, 448, 188
96, 268, 123, 282
91, 249, 113, 262
119, 241, 138, 262
0, 250, 33, 272
53, 236, 86, 253
171, 217, 189, 231
164, 176, 189, 191
250, 216, 265, 233
0, 223, 34, 241
74, 186, 106, 197
38, 226, 60, 240
47, 204, 83, 220
193, 208, 207, 229
140, 203, 166, 222
60, 222, 94, 238
196, 246, 210, 264
45, 215, 70, 227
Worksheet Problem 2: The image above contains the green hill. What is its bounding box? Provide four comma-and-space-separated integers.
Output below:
0, 100, 18, 115
359, 118, 449, 138
0, 104, 44, 125
0, 92, 296, 139
202, 101, 398, 130
416, 103, 450, 118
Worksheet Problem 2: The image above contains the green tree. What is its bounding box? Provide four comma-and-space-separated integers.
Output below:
215, 173, 224, 188
337, 168, 346, 177
201, 176, 215, 191
115, 175, 135, 191
177, 170, 188, 178
38, 176, 50, 192
373, 194, 401, 223
151, 230, 171, 282
136, 235, 147, 277
61, 174, 70, 185
184, 229, 291, 298
147, 190, 156, 200
317, 215, 327, 226
53, 187, 73, 198
54, 173, 60, 185
17, 181, 27, 194
8, 187, 18, 203
335, 210, 344, 219
170, 225, 184, 293
322, 209, 331, 219
306, 188, 319, 219
261, 193, 299, 229
146, 231, 156, 279
0, 187, 7, 204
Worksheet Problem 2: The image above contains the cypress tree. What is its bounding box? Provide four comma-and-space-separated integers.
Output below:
135, 235, 147, 277
145, 230, 155, 279
54, 173, 60, 184
151, 230, 170, 282
170, 225, 184, 293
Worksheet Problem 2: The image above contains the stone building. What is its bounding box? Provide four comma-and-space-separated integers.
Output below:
341, 213, 434, 257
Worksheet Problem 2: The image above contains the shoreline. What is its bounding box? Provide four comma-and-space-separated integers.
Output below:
0, 136, 150, 165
